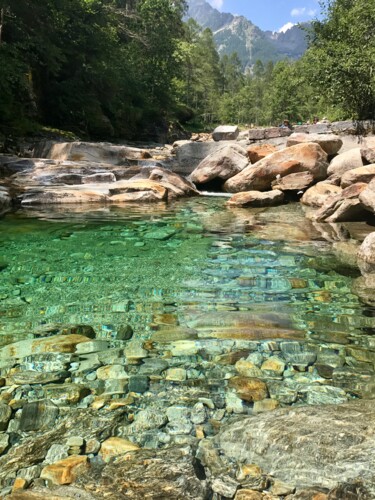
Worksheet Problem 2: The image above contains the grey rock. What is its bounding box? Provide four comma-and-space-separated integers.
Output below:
212, 125, 240, 141
44, 443, 69, 464
128, 375, 149, 393
0, 404, 12, 432
0, 433, 9, 454
212, 475, 239, 497
19, 400, 59, 432
216, 400, 375, 494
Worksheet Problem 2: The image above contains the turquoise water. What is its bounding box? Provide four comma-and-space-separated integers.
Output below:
1, 198, 373, 349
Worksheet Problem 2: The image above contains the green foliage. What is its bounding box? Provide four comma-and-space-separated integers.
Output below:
305, 0, 375, 119
0, 0, 188, 138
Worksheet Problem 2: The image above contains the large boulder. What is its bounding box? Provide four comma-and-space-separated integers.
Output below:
357, 232, 375, 274
312, 183, 368, 222
212, 125, 239, 141
148, 167, 199, 199
301, 182, 342, 207
0, 186, 11, 212
189, 145, 248, 187
175, 141, 246, 175
37, 141, 152, 164
341, 165, 375, 188
287, 132, 343, 155
216, 399, 375, 495
226, 190, 284, 207
223, 143, 328, 193
271, 172, 314, 192
359, 178, 375, 214
361, 147, 375, 164
247, 144, 277, 164
327, 148, 364, 177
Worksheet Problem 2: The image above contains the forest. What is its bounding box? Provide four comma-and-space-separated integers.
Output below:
0, 0, 374, 140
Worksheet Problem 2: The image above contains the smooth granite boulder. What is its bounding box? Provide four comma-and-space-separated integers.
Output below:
287, 132, 343, 156
224, 143, 328, 193
216, 399, 375, 496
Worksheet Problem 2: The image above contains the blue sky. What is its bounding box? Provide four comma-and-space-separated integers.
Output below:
207, 0, 322, 32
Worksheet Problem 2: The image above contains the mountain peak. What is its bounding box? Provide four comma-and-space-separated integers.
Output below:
186, 0, 308, 68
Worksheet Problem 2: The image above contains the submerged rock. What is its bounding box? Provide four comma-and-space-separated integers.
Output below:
216, 399, 375, 495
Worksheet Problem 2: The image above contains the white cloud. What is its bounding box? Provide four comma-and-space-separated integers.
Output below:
291, 7, 317, 18
278, 22, 296, 33
208, 0, 224, 10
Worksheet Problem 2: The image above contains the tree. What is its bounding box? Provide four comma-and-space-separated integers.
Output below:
305, 0, 375, 119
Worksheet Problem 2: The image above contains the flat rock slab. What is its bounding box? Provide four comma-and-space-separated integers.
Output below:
212, 125, 240, 141
216, 399, 375, 495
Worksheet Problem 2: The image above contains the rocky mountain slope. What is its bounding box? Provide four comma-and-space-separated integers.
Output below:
186, 0, 308, 69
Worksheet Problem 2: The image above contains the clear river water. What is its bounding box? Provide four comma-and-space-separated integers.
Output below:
1, 198, 375, 406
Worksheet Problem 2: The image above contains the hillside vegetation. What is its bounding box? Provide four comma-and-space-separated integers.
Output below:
0, 0, 373, 140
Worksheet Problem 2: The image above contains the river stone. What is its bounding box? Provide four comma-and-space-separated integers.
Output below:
81, 172, 116, 183
99, 437, 140, 463
0, 334, 91, 362
41, 455, 88, 485
189, 145, 248, 186
271, 172, 314, 192
357, 231, 375, 274
148, 168, 199, 199
361, 147, 375, 164
224, 143, 328, 193
96, 365, 128, 380
247, 144, 277, 164
228, 377, 268, 402
212, 125, 240, 141
7, 370, 69, 386
359, 178, 375, 215
287, 133, 343, 156
128, 375, 149, 394
226, 190, 284, 207
0, 187, 11, 212
76, 446, 209, 499
217, 400, 375, 494
341, 165, 375, 188
327, 148, 364, 177
300, 182, 342, 207
43, 384, 91, 405
313, 183, 368, 222
0, 404, 11, 431
212, 475, 239, 497
19, 400, 58, 432
0, 433, 9, 454
235, 360, 263, 378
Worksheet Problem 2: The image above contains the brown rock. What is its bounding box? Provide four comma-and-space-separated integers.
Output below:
301, 183, 342, 207
357, 232, 375, 274
149, 167, 199, 198
190, 145, 248, 186
361, 147, 375, 165
313, 183, 368, 222
272, 171, 314, 191
287, 133, 343, 155
235, 489, 263, 500
21, 186, 109, 205
226, 190, 284, 207
99, 437, 140, 462
341, 165, 375, 188
41, 455, 88, 485
228, 377, 268, 402
247, 144, 277, 164
109, 179, 167, 200
359, 178, 375, 214
224, 143, 328, 193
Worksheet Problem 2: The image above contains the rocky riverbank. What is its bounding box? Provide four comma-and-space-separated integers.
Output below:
1, 122, 375, 499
